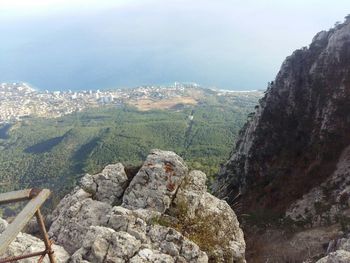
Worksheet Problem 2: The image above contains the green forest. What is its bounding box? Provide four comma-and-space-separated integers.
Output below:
0, 90, 261, 213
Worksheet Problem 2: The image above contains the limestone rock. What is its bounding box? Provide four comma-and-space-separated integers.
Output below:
106, 206, 149, 243
106, 206, 209, 262
80, 163, 128, 205
130, 248, 175, 263
122, 149, 188, 212
316, 250, 350, 263
316, 235, 350, 262
172, 170, 246, 262
47, 149, 245, 262
49, 188, 112, 254
147, 225, 208, 262
338, 237, 350, 251
70, 226, 141, 263
0, 218, 69, 263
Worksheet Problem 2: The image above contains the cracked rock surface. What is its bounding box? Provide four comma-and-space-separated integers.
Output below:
0, 218, 69, 263
47, 149, 245, 262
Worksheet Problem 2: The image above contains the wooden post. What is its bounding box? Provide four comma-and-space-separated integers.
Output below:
0, 189, 51, 256
0, 189, 33, 205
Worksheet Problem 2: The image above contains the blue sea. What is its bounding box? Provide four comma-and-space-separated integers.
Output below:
0, 7, 269, 92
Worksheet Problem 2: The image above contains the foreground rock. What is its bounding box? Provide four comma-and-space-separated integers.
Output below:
0, 218, 69, 263
317, 250, 350, 263
48, 149, 246, 262
316, 235, 350, 262
122, 150, 188, 212
172, 170, 245, 261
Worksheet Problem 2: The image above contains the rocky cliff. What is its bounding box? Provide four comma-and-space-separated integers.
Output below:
212, 16, 350, 262
5, 150, 244, 262
214, 17, 350, 217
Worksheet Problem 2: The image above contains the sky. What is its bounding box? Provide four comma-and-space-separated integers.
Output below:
0, 0, 349, 91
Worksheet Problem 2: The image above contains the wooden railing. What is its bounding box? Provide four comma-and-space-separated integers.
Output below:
0, 189, 56, 263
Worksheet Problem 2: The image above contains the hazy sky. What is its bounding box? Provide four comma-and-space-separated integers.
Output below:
0, 0, 349, 91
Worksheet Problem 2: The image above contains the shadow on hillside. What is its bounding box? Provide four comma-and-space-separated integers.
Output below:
24, 136, 64, 154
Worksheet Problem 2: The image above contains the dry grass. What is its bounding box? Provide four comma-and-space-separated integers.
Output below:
152, 199, 235, 262
128, 97, 197, 111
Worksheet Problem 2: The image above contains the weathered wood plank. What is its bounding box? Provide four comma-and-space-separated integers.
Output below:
0, 189, 32, 205
0, 189, 51, 255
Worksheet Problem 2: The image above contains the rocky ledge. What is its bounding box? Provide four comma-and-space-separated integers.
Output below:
29, 149, 245, 263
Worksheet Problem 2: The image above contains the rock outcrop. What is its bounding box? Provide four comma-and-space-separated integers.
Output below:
214, 17, 350, 218
122, 150, 188, 212
317, 251, 350, 263
212, 16, 350, 262
48, 149, 245, 262
286, 145, 350, 226
316, 235, 350, 262
80, 162, 129, 205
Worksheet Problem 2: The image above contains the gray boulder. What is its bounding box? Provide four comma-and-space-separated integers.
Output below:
48, 150, 245, 262
48, 188, 112, 254
122, 149, 188, 212
317, 250, 350, 263
172, 170, 246, 262
316, 234, 350, 262
81, 163, 129, 205
70, 226, 142, 263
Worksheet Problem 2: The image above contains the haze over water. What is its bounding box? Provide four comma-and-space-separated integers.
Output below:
0, 0, 349, 91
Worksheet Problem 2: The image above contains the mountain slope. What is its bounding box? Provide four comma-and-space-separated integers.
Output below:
0, 89, 261, 215
214, 17, 350, 216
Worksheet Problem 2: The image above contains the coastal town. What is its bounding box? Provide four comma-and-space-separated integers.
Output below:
0, 82, 262, 124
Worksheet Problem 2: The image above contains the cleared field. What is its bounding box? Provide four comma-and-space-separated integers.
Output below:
129, 97, 198, 111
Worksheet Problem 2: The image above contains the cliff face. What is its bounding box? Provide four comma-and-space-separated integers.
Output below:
214, 18, 350, 215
